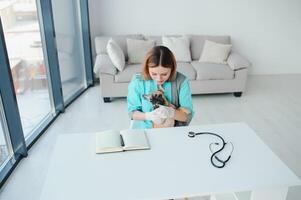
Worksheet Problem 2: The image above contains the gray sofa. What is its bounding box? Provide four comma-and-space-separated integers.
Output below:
93, 34, 251, 102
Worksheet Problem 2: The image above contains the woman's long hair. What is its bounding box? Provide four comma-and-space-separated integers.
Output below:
141, 46, 177, 81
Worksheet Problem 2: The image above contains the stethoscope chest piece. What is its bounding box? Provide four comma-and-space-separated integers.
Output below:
188, 131, 196, 138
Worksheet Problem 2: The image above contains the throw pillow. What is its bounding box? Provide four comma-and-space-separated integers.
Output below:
162, 36, 191, 62
199, 40, 232, 64
106, 38, 125, 71
127, 38, 155, 64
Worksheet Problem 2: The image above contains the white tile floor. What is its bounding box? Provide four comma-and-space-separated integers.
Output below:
0, 74, 300, 200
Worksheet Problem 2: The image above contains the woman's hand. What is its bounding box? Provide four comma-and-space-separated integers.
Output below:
153, 105, 175, 119
145, 110, 164, 124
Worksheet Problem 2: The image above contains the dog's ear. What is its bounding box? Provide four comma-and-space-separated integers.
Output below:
158, 85, 165, 92
142, 94, 151, 101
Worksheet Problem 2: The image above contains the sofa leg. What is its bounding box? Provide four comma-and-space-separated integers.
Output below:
103, 97, 111, 103
233, 92, 242, 97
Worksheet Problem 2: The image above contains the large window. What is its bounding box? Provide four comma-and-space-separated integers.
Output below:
0, 0, 92, 186
52, 0, 87, 103
0, 97, 12, 168
1, 0, 54, 139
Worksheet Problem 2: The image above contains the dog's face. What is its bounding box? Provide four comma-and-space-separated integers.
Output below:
143, 86, 167, 109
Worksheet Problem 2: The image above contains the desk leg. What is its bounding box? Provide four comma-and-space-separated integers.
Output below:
250, 187, 288, 200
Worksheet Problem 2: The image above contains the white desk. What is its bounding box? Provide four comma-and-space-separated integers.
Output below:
40, 123, 301, 200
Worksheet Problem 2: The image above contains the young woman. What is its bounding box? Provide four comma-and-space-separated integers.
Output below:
127, 46, 194, 129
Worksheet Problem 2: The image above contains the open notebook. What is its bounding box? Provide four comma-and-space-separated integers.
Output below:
95, 129, 150, 154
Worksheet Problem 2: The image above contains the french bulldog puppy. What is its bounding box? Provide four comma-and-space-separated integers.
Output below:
143, 85, 175, 128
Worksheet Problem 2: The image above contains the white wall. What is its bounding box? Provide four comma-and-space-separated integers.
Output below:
88, 0, 301, 75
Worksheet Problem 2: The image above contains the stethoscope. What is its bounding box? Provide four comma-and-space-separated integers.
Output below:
188, 131, 234, 168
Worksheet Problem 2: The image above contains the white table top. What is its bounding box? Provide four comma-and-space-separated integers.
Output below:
40, 122, 301, 200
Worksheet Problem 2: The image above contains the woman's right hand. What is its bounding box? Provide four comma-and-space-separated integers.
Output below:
145, 110, 164, 124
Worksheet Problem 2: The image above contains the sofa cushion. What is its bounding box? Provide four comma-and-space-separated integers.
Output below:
95, 34, 144, 61
176, 62, 197, 80
162, 36, 191, 62
114, 64, 142, 83
93, 54, 117, 75
127, 38, 155, 64
106, 39, 125, 71
199, 40, 232, 64
187, 35, 231, 60
191, 61, 234, 80
227, 52, 251, 70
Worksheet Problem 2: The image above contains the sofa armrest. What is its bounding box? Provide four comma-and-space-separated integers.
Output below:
227, 52, 251, 70
93, 54, 117, 75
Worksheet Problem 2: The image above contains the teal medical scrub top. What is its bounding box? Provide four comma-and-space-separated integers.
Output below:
127, 74, 194, 129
